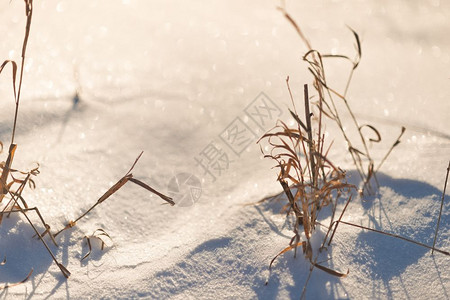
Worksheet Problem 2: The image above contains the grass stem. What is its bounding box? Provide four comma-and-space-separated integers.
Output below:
432, 161, 450, 255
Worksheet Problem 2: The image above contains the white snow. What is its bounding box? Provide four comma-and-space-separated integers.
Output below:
0, 0, 449, 299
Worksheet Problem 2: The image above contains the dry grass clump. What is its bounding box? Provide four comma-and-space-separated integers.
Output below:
0, 0, 173, 288
259, 83, 354, 279
278, 5, 406, 196
259, 6, 449, 299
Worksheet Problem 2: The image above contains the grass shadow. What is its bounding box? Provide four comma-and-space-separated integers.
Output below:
344, 170, 449, 296
252, 197, 350, 299
256, 231, 350, 300
0, 214, 54, 290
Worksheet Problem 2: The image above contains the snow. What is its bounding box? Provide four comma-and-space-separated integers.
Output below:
1, 0, 449, 299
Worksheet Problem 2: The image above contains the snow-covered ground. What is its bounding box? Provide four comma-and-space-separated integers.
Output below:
0, 0, 449, 299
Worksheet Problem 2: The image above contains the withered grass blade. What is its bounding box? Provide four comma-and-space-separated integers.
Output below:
0, 269, 33, 290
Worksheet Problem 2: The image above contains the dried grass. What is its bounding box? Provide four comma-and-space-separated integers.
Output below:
81, 229, 113, 261
0, 0, 173, 287
260, 6, 448, 299
259, 83, 354, 282
278, 5, 406, 196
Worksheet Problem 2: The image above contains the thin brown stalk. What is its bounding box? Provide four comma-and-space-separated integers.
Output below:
277, 6, 312, 51
375, 126, 406, 174
338, 220, 449, 256
432, 161, 450, 255
304, 84, 316, 188
11, 0, 33, 145
5, 176, 70, 278
128, 177, 175, 204
327, 194, 353, 246
0, 268, 33, 290
81, 229, 112, 261
265, 242, 303, 285
2, 206, 57, 246
304, 51, 367, 187
54, 152, 173, 237
0, 144, 17, 196
300, 237, 348, 300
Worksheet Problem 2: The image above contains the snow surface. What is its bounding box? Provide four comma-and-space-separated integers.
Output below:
0, 0, 449, 299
